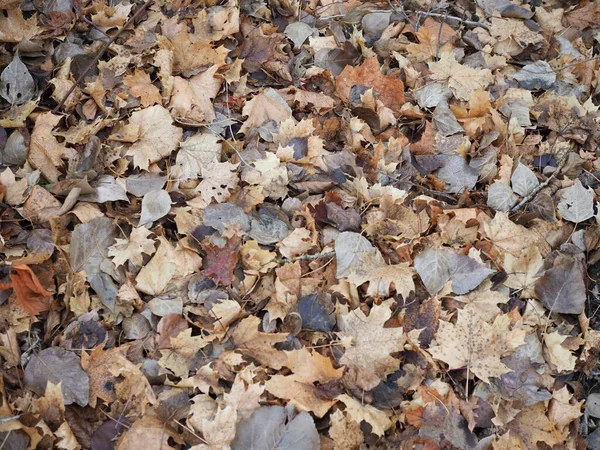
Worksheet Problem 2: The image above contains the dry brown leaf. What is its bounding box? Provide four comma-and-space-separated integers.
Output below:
337, 299, 406, 390
123, 69, 162, 107
335, 57, 405, 114
429, 52, 493, 101
1, 264, 53, 316
28, 113, 77, 183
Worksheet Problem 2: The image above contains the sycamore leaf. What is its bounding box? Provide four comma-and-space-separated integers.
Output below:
557, 180, 594, 223
108, 227, 156, 267
113, 105, 183, 170
428, 309, 526, 383
337, 299, 405, 389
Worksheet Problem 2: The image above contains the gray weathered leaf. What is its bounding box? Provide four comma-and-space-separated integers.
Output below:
557, 180, 594, 223
284, 22, 314, 49
0, 54, 35, 105
415, 248, 493, 295
248, 207, 290, 244
511, 163, 539, 197
79, 175, 129, 203
1, 128, 28, 165
70, 217, 119, 311
432, 100, 463, 137
487, 181, 518, 212
436, 155, 478, 194
203, 203, 251, 234
335, 231, 385, 280
139, 190, 171, 226
232, 406, 319, 450
24, 347, 89, 407
512, 61, 556, 90
126, 172, 167, 197
415, 82, 452, 109
535, 248, 586, 314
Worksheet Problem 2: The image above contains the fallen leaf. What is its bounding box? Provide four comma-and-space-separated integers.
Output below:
428, 309, 526, 383
24, 347, 89, 406
3, 264, 53, 315
557, 180, 594, 223
429, 52, 493, 101
108, 227, 156, 268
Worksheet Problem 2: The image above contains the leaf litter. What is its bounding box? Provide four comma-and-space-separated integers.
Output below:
1, 0, 600, 448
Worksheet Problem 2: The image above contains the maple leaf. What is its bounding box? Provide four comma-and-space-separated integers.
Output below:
428, 52, 493, 101
197, 161, 239, 204
428, 309, 527, 383
336, 394, 392, 437
239, 88, 292, 134
111, 105, 183, 170
335, 57, 405, 114
123, 69, 161, 108
108, 227, 156, 267
337, 299, 406, 389
230, 316, 288, 369
28, 112, 77, 183
202, 235, 240, 285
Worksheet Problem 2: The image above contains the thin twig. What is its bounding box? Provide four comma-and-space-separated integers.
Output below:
510, 152, 569, 213
415, 10, 490, 29
52, 0, 154, 113
0, 415, 20, 424
276, 250, 336, 264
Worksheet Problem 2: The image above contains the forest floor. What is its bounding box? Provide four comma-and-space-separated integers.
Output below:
1, 0, 600, 449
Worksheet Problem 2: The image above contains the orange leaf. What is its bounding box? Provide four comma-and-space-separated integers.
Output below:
9, 264, 53, 315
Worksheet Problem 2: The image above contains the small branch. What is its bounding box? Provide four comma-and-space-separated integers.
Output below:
52, 0, 154, 113
0, 415, 20, 424
276, 251, 336, 264
415, 10, 490, 29
510, 153, 569, 213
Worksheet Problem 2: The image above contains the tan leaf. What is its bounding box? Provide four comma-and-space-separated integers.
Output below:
29, 113, 77, 183
329, 410, 364, 450
265, 373, 337, 417
117, 414, 176, 450
428, 309, 526, 383
506, 403, 563, 448
169, 65, 222, 123
0, 6, 40, 43
241, 152, 289, 200
239, 88, 292, 134
230, 316, 288, 369
338, 299, 406, 388
197, 161, 238, 204
112, 105, 183, 170
123, 69, 162, 107
108, 227, 156, 267
429, 52, 493, 101
336, 393, 392, 437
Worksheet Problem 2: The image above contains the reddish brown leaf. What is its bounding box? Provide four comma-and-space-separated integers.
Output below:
3, 264, 53, 315
202, 235, 240, 285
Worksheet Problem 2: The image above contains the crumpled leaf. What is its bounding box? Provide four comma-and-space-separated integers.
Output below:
231, 406, 319, 450
24, 347, 89, 407
139, 189, 172, 226
557, 180, 594, 223
415, 248, 494, 295
0, 54, 35, 105
1, 264, 53, 316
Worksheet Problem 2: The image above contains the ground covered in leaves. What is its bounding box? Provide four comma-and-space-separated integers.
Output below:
2, 0, 600, 448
